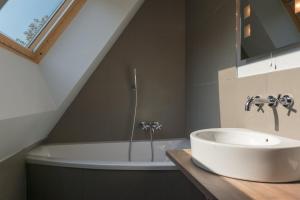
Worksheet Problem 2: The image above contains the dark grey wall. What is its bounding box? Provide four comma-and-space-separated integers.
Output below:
186, 0, 236, 132
47, 0, 186, 143
0, 149, 29, 200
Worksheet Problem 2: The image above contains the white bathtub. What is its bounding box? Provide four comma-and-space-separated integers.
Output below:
26, 139, 190, 170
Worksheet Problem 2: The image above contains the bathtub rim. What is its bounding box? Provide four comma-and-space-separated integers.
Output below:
41, 137, 188, 146
26, 138, 189, 171
26, 157, 179, 170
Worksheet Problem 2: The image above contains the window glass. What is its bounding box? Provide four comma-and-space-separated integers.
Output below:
0, 0, 65, 47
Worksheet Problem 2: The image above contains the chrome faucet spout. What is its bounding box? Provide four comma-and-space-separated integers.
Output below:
245, 96, 255, 111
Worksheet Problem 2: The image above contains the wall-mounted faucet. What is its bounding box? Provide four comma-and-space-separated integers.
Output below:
139, 121, 163, 133
245, 94, 294, 111
245, 95, 278, 111
139, 121, 162, 162
139, 121, 151, 132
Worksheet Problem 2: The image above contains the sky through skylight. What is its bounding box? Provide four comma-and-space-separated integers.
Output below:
0, 0, 64, 47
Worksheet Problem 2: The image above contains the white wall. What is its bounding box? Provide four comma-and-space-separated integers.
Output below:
0, 49, 55, 120
0, 48, 55, 160
41, 0, 144, 106
0, 0, 144, 161
238, 49, 300, 78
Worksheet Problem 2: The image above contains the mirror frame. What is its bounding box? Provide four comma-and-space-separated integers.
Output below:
236, 0, 300, 66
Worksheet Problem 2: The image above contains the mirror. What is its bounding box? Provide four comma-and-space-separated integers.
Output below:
237, 0, 300, 65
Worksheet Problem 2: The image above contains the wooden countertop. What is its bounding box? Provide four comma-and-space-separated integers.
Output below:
167, 149, 300, 200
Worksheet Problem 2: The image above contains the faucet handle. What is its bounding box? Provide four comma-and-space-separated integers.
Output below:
279, 95, 294, 108
277, 94, 282, 100
267, 95, 278, 107
150, 122, 163, 132
139, 121, 150, 131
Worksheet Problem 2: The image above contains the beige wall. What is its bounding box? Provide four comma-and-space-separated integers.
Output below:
219, 67, 300, 140
46, 0, 186, 143
186, 0, 300, 141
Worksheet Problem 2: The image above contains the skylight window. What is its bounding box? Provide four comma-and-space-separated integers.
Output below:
0, 0, 64, 47
0, 0, 86, 63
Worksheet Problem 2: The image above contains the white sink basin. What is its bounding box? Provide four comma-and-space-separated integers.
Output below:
190, 128, 300, 183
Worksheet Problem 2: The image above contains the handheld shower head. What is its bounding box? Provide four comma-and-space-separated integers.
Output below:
132, 68, 137, 90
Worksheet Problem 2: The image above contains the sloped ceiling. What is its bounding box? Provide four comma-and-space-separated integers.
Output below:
0, 0, 144, 161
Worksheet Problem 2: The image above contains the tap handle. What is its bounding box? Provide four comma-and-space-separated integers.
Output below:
151, 122, 163, 132
247, 96, 253, 101
139, 121, 150, 131
277, 94, 282, 100
279, 95, 294, 108
267, 95, 278, 107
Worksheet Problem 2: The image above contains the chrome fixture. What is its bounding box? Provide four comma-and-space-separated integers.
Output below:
150, 122, 163, 133
139, 121, 163, 162
139, 121, 163, 134
139, 121, 151, 131
245, 95, 278, 111
128, 68, 138, 162
278, 95, 294, 108
245, 94, 295, 111
132, 68, 137, 90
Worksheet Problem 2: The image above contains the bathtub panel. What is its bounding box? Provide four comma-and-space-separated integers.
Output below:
27, 164, 206, 200
27, 165, 84, 200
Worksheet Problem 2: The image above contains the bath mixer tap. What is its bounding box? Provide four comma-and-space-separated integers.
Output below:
139, 121, 151, 132
150, 122, 162, 133
138, 121, 162, 162
139, 121, 162, 133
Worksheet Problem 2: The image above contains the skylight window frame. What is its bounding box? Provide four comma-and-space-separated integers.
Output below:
0, 0, 86, 63
25, 0, 66, 49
